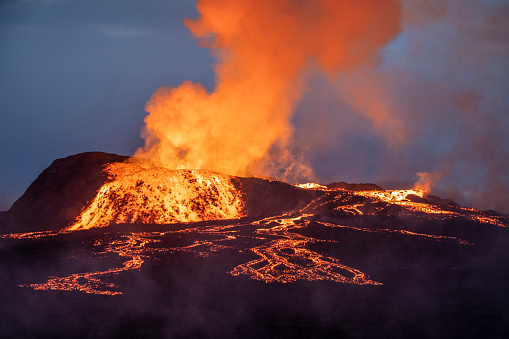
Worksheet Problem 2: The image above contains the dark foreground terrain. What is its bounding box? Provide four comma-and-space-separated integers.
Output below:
1, 153, 508, 338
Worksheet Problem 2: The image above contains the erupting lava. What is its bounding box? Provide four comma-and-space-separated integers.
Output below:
69, 163, 244, 230
3, 162, 507, 295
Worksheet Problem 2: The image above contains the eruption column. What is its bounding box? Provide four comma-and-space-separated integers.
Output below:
134, 0, 403, 180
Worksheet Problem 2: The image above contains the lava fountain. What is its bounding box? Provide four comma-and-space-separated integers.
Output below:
69, 163, 245, 230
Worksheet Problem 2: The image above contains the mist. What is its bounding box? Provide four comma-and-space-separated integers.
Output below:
290, 0, 509, 212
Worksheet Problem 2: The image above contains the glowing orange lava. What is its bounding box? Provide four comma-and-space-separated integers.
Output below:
230, 216, 381, 284
299, 183, 508, 228
21, 233, 161, 295
69, 163, 245, 230
5, 177, 507, 296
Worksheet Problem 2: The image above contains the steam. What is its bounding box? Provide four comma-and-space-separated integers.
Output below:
413, 172, 443, 195
392, 0, 509, 212
134, 0, 402, 181
292, 0, 509, 213
134, 0, 509, 213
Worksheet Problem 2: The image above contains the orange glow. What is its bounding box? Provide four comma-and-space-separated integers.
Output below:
413, 171, 443, 194
64, 167, 508, 232
230, 216, 381, 284
299, 183, 509, 227
361, 188, 425, 202
17, 206, 486, 295
133, 0, 402, 180
22, 233, 156, 295
0, 231, 58, 240
68, 163, 245, 230
11, 177, 507, 295
296, 183, 328, 190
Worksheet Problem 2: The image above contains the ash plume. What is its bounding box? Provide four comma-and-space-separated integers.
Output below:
133, 0, 402, 181
133, 0, 509, 213
292, 0, 509, 213
389, 0, 509, 212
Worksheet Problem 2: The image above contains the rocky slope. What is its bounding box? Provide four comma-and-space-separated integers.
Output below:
1, 152, 509, 338
2, 152, 128, 232
0, 152, 320, 232
2, 152, 507, 233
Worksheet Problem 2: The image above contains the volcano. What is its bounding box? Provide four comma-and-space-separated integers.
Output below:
1, 152, 509, 338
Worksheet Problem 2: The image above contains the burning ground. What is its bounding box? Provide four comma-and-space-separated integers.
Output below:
1, 152, 509, 338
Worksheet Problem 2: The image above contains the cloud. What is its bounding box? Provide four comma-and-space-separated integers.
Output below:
285, 0, 509, 213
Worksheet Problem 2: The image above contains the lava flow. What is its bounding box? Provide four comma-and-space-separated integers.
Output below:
22, 233, 156, 295
12, 215, 382, 295
230, 216, 381, 285
2, 166, 508, 296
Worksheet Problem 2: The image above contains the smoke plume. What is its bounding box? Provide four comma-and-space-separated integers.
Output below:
134, 0, 402, 181
287, 0, 509, 213
384, 0, 509, 212
134, 0, 508, 213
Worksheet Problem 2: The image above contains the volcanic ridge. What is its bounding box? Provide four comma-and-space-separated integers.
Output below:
1, 152, 509, 338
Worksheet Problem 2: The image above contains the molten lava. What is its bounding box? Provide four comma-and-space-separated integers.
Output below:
69, 163, 245, 231
3, 173, 507, 296
230, 215, 381, 285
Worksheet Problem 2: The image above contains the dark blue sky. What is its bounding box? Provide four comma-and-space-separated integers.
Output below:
0, 0, 214, 209
1, 0, 508, 213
